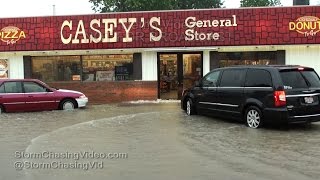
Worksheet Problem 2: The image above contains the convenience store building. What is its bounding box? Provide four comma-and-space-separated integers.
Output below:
0, 6, 320, 103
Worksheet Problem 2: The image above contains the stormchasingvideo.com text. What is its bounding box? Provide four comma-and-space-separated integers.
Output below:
14, 151, 128, 171
15, 151, 128, 160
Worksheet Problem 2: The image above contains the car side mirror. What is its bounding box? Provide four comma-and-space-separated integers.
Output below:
46, 88, 53, 92
195, 81, 201, 87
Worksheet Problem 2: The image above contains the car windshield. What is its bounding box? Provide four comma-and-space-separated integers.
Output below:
280, 69, 320, 89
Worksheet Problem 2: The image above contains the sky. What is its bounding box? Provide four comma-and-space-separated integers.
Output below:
0, 0, 319, 18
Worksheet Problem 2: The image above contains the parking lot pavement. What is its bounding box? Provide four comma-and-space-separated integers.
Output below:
0, 103, 319, 180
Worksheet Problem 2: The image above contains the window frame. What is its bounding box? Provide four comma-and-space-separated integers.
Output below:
0, 83, 4, 93
31, 54, 139, 83
244, 69, 273, 88
280, 69, 320, 89
31, 55, 82, 82
22, 81, 49, 93
82, 54, 135, 82
219, 69, 247, 88
1, 81, 23, 94
201, 70, 221, 87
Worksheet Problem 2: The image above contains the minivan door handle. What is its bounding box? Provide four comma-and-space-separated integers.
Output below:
28, 95, 34, 98
303, 90, 316, 93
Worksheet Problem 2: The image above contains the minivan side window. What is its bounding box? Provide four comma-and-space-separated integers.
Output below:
245, 69, 272, 87
3, 82, 23, 93
202, 71, 220, 87
220, 69, 246, 87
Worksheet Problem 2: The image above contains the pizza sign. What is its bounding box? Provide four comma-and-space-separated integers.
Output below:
0, 26, 26, 45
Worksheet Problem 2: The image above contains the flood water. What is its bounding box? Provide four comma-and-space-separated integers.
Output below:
0, 103, 319, 180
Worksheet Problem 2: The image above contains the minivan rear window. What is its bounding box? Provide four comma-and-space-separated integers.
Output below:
280, 70, 320, 89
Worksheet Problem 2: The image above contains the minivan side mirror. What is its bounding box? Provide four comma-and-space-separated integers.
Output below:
195, 81, 201, 87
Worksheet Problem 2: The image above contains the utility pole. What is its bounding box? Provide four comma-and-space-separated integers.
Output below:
53, 4, 56, 15
293, 0, 310, 5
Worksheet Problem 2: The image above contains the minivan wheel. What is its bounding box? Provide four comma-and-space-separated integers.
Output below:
245, 106, 263, 128
186, 98, 196, 116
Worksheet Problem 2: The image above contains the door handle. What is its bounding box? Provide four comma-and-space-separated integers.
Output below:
28, 95, 33, 98
303, 90, 316, 93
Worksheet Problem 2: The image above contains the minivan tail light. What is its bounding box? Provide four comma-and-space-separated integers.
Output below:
274, 91, 286, 107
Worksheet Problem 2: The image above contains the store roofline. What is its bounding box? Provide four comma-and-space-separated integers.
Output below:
0, 44, 318, 56
0, 5, 318, 19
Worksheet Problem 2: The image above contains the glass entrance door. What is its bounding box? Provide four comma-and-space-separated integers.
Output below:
159, 54, 178, 100
183, 54, 202, 91
159, 53, 202, 100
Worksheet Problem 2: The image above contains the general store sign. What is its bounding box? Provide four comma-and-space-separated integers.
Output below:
60, 15, 237, 44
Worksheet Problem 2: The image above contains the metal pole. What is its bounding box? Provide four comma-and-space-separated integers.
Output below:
53, 4, 56, 15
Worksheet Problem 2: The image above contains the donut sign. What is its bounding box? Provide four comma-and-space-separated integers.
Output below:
0, 26, 26, 45
289, 16, 320, 37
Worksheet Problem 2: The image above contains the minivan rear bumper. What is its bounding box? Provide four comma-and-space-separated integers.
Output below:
288, 114, 320, 123
263, 108, 320, 124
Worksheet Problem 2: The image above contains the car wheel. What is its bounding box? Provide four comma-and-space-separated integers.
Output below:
60, 99, 76, 110
245, 106, 263, 129
186, 98, 196, 116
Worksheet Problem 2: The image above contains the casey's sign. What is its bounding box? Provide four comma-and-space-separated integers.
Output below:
0, 26, 26, 45
60, 17, 162, 44
289, 16, 320, 37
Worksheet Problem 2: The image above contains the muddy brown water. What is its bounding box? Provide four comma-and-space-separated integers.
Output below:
0, 103, 319, 180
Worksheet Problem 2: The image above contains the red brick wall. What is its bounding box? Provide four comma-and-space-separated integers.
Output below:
1, 6, 320, 52
47, 81, 158, 104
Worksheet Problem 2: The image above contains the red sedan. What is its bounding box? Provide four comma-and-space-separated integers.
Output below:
0, 79, 88, 113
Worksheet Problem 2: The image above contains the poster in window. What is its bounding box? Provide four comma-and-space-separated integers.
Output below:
0, 59, 9, 79
72, 75, 81, 81
83, 73, 95, 81
96, 71, 114, 81
115, 66, 129, 81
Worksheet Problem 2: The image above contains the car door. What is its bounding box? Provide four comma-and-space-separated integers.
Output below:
0, 81, 26, 112
23, 81, 57, 111
196, 70, 221, 112
244, 69, 274, 108
216, 68, 246, 116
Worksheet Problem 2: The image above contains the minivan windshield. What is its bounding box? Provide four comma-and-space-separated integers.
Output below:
280, 70, 320, 89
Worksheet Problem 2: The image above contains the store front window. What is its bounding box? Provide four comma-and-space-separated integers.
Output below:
218, 51, 277, 67
82, 55, 133, 81
31, 54, 136, 82
31, 56, 81, 82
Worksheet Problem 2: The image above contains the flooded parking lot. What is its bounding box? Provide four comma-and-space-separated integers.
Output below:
0, 103, 320, 180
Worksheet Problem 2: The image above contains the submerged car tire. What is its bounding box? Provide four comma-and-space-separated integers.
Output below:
60, 99, 77, 110
245, 106, 263, 128
186, 98, 196, 116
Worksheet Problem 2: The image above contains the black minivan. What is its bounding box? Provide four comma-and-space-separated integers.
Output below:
181, 65, 320, 128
